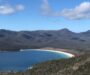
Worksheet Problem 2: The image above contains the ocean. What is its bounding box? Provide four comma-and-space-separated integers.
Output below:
0, 49, 71, 71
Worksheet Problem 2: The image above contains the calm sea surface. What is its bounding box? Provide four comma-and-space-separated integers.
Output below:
0, 49, 70, 71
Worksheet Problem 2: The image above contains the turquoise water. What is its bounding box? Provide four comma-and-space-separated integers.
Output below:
0, 49, 70, 71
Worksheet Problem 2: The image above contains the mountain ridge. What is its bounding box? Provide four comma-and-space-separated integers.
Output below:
0, 29, 90, 51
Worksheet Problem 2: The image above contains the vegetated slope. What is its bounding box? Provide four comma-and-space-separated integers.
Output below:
28, 54, 90, 75
0, 54, 90, 75
0, 29, 90, 51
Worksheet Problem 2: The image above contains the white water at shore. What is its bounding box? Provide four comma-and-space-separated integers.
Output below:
20, 49, 75, 58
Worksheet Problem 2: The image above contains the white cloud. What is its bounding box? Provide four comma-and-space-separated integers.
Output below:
0, 5, 15, 15
41, 1, 90, 20
0, 4, 25, 15
41, 0, 52, 15
61, 2, 90, 20
16, 4, 25, 11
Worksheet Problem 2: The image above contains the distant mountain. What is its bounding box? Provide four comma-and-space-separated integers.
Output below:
0, 29, 90, 51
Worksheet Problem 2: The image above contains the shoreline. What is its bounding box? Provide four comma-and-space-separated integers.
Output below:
20, 49, 75, 58
36, 49, 75, 57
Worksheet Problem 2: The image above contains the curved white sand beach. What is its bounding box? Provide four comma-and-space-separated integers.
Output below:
36, 49, 75, 57
20, 49, 75, 58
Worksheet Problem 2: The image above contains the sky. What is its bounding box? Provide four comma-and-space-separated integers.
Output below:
0, 0, 90, 32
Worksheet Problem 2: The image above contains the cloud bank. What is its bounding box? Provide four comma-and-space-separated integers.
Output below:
41, 0, 90, 20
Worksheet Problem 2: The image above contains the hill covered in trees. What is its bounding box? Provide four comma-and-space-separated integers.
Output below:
29, 54, 90, 75
0, 29, 90, 52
